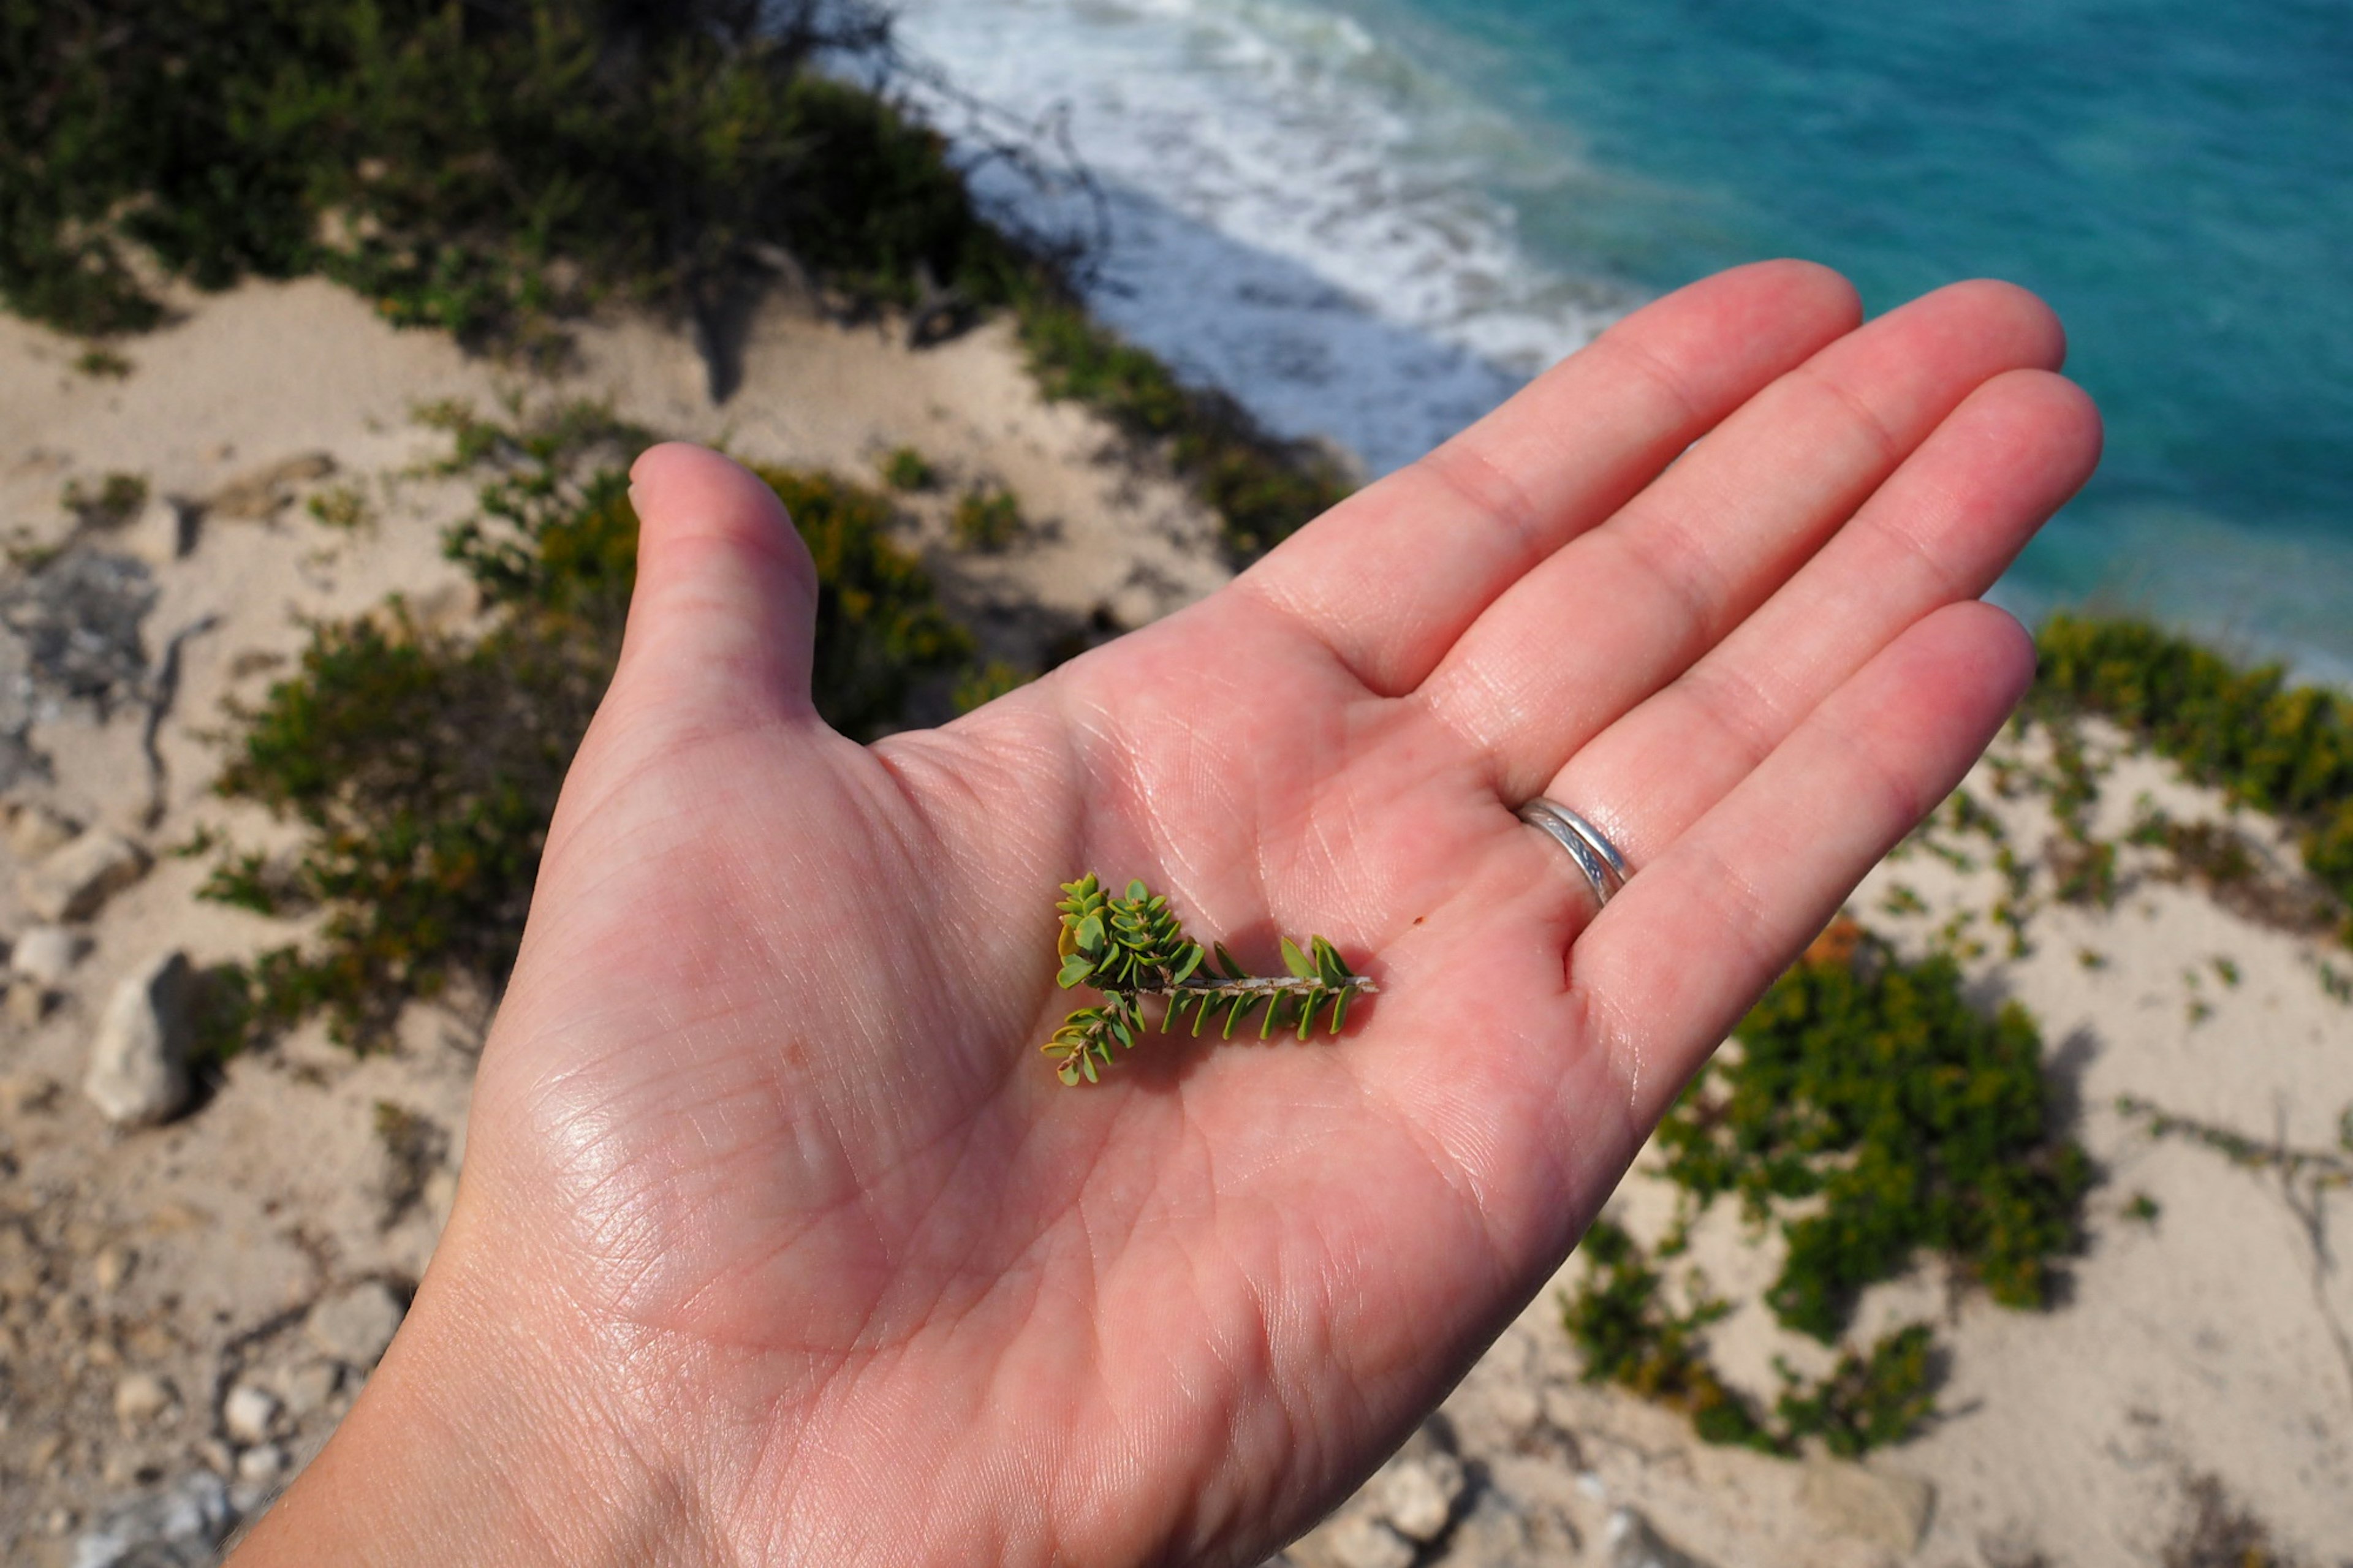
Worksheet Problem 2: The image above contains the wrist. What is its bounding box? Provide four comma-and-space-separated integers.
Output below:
225, 1182, 706, 1567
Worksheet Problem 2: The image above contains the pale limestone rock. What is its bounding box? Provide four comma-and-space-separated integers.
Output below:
7, 976, 48, 1024
20, 828, 150, 922
223, 1384, 279, 1445
91, 1245, 134, 1293
0, 1072, 59, 1115
123, 493, 195, 566
7, 803, 81, 860
208, 452, 335, 520
82, 951, 194, 1127
12, 923, 83, 986
235, 1443, 289, 1484
112, 1370, 173, 1428
305, 1281, 405, 1369
279, 1358, 341, 1419
1373, 1452, 1465, 1542
1797, 1456, 1934, 1553
1606, 1507, 1711, 1568
1324, 1515, 1415, 1568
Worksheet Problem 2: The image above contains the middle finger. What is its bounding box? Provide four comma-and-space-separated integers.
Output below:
1414, 278, 2064, 805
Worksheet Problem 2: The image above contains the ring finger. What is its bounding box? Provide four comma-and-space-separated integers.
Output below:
1531, 366, 2099, 893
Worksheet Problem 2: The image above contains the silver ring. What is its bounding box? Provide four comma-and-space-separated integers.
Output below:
1517, 799, 1630, 909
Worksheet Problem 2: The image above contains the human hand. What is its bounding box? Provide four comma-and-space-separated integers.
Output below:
230, 261, 2098, 1567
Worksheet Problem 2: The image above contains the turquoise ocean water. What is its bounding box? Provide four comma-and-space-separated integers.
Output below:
889, 0, 2353, 675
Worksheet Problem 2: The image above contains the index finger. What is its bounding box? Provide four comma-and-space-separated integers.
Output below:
1233, 260, 1863, 697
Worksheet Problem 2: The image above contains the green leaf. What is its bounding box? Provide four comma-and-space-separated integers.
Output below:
1222, 994, 1251, 1039
1328, 988, 1352, 1034
1313, 936, 1348, 987
1076, 913, 1106, 955
1260, 994, 1286, 1039
1280, 936, 1314, 980
1059, 1064, 1081, 1086
1170, 944, 1204, 985
1296, 991, 1317, 1040
1081, 1055, 1099, 1083
1127, 879, 1149, 901
1214, 942, 1245, 982
1058, 954, 1093, 990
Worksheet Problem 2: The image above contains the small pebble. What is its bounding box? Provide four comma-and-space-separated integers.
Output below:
223, 1382, 280, 1445
92, 1245, 134, 1293
0, 1072, 59, 1116
112, 1370, 173, 1428
280, 1358, 342, 1419
236, 1442, 289, 1484
10, 924, 81, 986
82, 950, 194, 1127
6, 977, 49, 1025
8, 803, 81, 860
305, 1280, 406, 1369
1374, 1453, 1466, 1543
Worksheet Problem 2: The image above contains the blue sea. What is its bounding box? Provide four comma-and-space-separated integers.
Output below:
885, 0, 2353, 678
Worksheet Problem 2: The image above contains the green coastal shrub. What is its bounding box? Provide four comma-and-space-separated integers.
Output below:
1563, 923, 2081, 1456
2033, 613, 2353, 933
1011, 288, 1352, 556
2, 1, 1342, 553
197, 408, 969, 1053
1656, 928, 2089, 1343
1562, 1219, 1939, 1457
0, 1, 990, 349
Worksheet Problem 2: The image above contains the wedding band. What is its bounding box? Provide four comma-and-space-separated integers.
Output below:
1517, 799, 1630, 909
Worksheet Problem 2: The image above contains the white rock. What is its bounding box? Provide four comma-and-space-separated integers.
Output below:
91, 1246, 134, 1293
222, 1383, 279, 1445
0, 1072, 59, 1116
1487, 1381, 1542, 1438
1606, 1507, 1711, 1568
235, 1443, 288, 1484
82, 951, 194, 1127
7, 976, 48, 1025
279, 1358, 341, 1419
122, 493, 195, 567
12, 924, 82, 986
1798, 1457, 1934, 1553
112, 1370, 173, 1428
1373, 1453, 1465, 1542
19, 828, 149, 922
305, 1281, 405, 1369
70, 1471, 233, 1567
1325, 1515, 1417, 1568
7, 803, 81, 860
208, 451, 335, 520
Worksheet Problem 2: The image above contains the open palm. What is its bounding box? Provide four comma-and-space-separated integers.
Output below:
237, 262, 2099, 1567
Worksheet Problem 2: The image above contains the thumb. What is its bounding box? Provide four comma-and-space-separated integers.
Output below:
617, 442, 820, 719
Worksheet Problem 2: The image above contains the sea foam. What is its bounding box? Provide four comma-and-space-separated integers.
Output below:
884, 0, 1635, 474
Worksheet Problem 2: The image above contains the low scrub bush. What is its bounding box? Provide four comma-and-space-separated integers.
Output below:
1011, 287, 1351, 556
1563, 1220, 1939, 1457
2033, 613, 2353, 935
1, 1, 985, 350
4, 2, 1344, 554
1657, 928, 2090, 1343
197, 406, 971, 1053
1565, 920, 2072, 1456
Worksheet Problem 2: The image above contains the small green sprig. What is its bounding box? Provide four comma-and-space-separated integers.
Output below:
1044, 873, 1375, 1085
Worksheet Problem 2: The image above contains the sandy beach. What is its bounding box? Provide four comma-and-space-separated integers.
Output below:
1, 276, 2348, 1567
